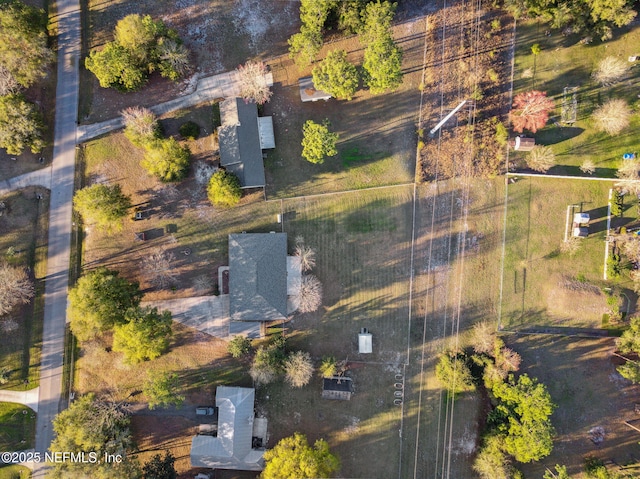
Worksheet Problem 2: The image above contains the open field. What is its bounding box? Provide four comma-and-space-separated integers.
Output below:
0, 187, 49, 390
500, 176, 636, 330
0, 402, 36, 450
263, 16, 426, 198
511, 21, 640, 175
506, 334, 640, 478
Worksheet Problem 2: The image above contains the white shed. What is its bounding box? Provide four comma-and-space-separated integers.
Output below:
358, 328, 372, 354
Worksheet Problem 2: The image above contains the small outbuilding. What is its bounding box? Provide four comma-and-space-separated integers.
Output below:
322, 377, 353, 401
358, 328, 372, 354
299, 76, 332, 102
508, 137, 535, 151
572, 212, 590, 238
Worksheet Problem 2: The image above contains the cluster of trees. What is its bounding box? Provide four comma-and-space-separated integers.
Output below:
435, 322, 556, 478
505, 0, 636, 41
228, 335, 316, 388
0, 0, 52, 155
289, 0, 402, 95
616, 317, 640, 383
294, 237, 323, 313
86, 14, 189, 91
542, 458, 636, 479
0, 261, 34, 316
260, 432, 340, 479
122, 106, 190, 182
68, 267, 173, 364
49, 394, 178, 478
301, 119, 338, 164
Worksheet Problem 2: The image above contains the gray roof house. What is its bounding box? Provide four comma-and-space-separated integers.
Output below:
218, 98, 275, 189
190, 386, 265, 471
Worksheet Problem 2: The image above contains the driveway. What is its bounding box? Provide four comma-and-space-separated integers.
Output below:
0, 388, 39, 412
0, 167, 52, 196
142, 295, 231, 338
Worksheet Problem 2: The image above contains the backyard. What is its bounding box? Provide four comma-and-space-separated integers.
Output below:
511, 20, 640, 174
501, 176, 635, 331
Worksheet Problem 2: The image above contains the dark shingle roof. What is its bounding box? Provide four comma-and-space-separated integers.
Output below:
229, 233, 288, 322
218, 98, 266, 188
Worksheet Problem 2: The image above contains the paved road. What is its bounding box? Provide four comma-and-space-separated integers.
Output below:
31, 0, 80, 475
0, 167, 52, 196
0, 388, 40, 412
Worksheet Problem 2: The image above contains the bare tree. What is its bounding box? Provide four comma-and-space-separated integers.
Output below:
471, 321, 496, 355
495, 347, 522, 374
298, 274, 323, 313
236, 61, 273, 105
142, 249, 177, 289
592, 98, 631, 135
593, 56, 628, 85
121, 106, 159, 142
526, 145, 556, 172
157, 39, 190, 78
580, 159, 596, 175
0, 65, 20, 96
510, 90, 554, 133
0, 263, 34, 316
295, 244, 316, 272
284, 351, 314, 388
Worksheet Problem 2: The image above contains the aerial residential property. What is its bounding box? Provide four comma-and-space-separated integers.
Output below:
1, 0, 640, 478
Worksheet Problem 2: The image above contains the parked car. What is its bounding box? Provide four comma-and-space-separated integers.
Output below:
196, 406, 215, 416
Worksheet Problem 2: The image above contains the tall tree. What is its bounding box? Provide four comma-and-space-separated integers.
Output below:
490, 374, 556, 463
49, 394, 140, 479
435, 351, 476, 395
361, 1, 403, 94
236, 61, 273, 105
68, 267, 142, 341
207, 169, 242, 207
143, 371, 185, 410
0, 262, 34, 316
510, 90, 554, 133
301, 119, 338, 164
298, 274, 323, 313
284, 351, 314, 388
0, 1, 54, 89
261, 432, 340, 479
288, 28, 323, 68
73, 183, 132, 233
122, 106, 160, 147
0, 93, 45, 155
592, 98, 631, 135
112, 306, 172, 364
140, 137, 190, 182
312, 50, 359, 100
143, 451, 177, 479
526, 145, 556, 172
85, 42, 146, 91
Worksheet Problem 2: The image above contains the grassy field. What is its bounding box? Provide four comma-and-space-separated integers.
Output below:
507, 334, 640, 478
263, 17, 426, 198
0, 188, 49, 390
512, 21, 640, 174
0, 403, 36, 450
500, 176, 635, 330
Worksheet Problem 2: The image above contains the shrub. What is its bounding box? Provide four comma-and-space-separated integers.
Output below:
207, 170, 242, 207
140, 137, 190, 182
580, 159, 596, 175
228, 336, 252, 359
526, 145, 555, 172
178, 121, 200, 140
592, 98, 631, 135
593, 56, 628, 85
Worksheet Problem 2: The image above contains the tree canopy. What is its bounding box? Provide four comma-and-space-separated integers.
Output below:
0, 93, 45, 155
68, 267, 142, 341
49, 394, 139, 479
73, 183, 132, 233
0, 1, 54, 89
288, 0, 336, 66
140, 137, 190, 182
301, 119, 338, 164
490, 373, 556, 463
510, 90, 554, 134
142, 452, 177, 479
0, 262, 34, 316
312, 50, 359, 100
85, 14, 188, 91
284, 351, 314, 388
435, 351, 476, 396
237, 61, 273, 105
143, 371, 185, 410
207, 169, 242, 207
112, 306, 172, 364
261, 432, 340, 479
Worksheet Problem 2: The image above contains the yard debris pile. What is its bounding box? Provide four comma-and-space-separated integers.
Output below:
589, 426, 605, 445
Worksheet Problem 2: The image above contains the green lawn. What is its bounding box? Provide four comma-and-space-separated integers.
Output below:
0, 188, 48, 390
512, 21, 640, 173
0, 403, 36, 451
501, 176, 633, 330
0, 465, 30, 479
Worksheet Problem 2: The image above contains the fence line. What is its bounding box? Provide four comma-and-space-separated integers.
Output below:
265, 182, 414, 202
507, 172, 617, 181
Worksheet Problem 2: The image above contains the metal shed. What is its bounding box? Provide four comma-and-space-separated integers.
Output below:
358, 328, 372, 354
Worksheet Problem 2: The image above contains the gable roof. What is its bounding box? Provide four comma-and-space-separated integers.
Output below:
190, 386, 264, 471
229, 233, 288, 322
218, 98, 266, 188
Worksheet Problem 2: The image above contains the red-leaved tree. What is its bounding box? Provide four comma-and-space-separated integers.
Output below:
510, 90, 554, 133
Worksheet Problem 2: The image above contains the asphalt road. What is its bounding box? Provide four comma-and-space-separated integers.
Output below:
32, 0, 80, 476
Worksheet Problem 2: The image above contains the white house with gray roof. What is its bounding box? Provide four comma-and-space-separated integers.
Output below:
190, 386, 266, 471
218, 98, 275, 189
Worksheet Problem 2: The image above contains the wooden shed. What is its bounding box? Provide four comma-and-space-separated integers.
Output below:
322, 377, 353, 401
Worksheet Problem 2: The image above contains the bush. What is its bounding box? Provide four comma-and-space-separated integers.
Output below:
607, 253, 621, 278
228, 336, 252, 359
207, 170, 242, 207
610, 190, 624, 217
593, 56, 628, 85
140, 137, 190, 182
592, 98, 631, 136
178, 121, 200, 140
